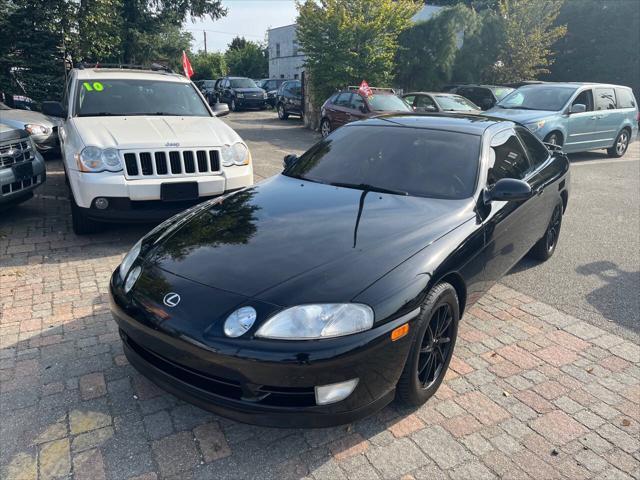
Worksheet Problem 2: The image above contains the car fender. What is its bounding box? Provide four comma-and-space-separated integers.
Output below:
535, 117, 568, 143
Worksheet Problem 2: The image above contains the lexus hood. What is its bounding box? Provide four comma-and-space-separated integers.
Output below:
70, 115, 242, 150
486, 107, 557, 124
145, 175, 473, 306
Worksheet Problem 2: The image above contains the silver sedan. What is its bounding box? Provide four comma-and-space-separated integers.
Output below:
0, 102, 59, 153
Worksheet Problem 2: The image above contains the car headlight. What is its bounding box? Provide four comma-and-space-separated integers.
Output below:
263, 92, 268, 99
255, 304, 374, 340
526, 120, 546, 132
119, 240, 142, 281
123, 266, 142, 293
220, 142, 250, 167
25, 124, 50, 135
236, 93, 244, 98
78, 146, 123, 172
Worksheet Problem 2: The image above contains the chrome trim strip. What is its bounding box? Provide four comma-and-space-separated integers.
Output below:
569, 129, 616, 137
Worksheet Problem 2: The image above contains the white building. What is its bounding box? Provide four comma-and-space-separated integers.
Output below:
267, 24, 306, 80
266, 5, 457, 80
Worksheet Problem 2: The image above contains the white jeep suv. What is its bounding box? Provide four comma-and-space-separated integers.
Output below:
42, 66, 253, 234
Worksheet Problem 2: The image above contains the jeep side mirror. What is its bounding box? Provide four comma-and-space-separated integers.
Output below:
283, 154, 298, 170
212, 102, 229, 117
570, 103, 586, 114
485, 178, 532, 202
41, 101, 67, 118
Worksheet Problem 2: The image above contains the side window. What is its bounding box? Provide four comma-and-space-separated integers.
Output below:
350, 94, 365, 110
595, 88, 616, 110
487, 130, 531, 185
615, 88, 636, 108
335, 93, 352, 108
291, 81, 302, 97
572, 89, 594, 111
516, 127, 549, 169
403, 95, 415, 105
416, 95, 437, 110
474, 88, 493, 108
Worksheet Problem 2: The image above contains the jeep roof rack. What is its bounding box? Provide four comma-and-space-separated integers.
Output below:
77, 62, 174, 73
347, 86, 396, 94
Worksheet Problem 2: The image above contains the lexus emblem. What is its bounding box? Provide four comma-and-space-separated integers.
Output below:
163, 292, 181, 307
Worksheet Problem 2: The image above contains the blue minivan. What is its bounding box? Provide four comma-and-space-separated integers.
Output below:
487, 83, 638, 157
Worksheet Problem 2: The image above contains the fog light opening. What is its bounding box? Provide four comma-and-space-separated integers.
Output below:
95, 197, 109, 210
315, 378, 358, 405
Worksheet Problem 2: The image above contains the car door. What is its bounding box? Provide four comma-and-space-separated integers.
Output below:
221, 79, 232, 104
593, 87, 622, 148
348, 93, 368, 122
481, 128, 538, 284
288, 81, 303, 114
330, 93, 353, 128
563, 88, 598, 153
414, 94, 439, 112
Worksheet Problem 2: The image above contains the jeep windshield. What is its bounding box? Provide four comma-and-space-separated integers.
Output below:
74, 79, 210, 117
497, 85, 577, 111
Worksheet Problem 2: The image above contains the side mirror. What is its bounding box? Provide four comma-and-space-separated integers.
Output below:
212, 102, 229, 117
41, 101, 67, 118
283, 154, 298, 170
359, 105, 368, 114
486, 178, 532, 202
570, 103, 586, 114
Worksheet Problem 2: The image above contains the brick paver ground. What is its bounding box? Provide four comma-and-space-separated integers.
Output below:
1, 159, 639, 480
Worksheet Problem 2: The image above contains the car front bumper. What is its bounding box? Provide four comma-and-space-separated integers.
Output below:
0, 152, 46, 205
236, 97, 266, 108
109, 269, 417, 427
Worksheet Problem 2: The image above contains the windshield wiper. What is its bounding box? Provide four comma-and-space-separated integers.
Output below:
329, 182, 408, 196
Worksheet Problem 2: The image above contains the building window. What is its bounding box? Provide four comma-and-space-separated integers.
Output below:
292, 40, 298, 56
294, 73, 299, 80
276, 43, 280, 58
280, 74, 285, 79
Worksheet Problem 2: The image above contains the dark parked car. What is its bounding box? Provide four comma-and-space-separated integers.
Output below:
275, 80, 303, 120
402, 92, 481, 113
216, 76, 267, 111
194, 79, 217, 104
257, 78, 288, 108
449, 85, 514, 110
320, 87, 411, 137
110, 113, 570, 427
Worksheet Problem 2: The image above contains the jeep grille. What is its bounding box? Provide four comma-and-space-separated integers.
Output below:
123, 149, 221, 178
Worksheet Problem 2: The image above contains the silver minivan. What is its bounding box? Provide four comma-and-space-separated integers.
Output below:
487, 83, 639, 157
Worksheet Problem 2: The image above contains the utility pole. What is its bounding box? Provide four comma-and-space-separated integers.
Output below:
204, 31, 207, 54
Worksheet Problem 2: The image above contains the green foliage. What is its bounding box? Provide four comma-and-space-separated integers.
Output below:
546, 0, 639, 96
296, 0, 421, 106
491, 0, 567, 83
395, 4, 475, 91
191, 52, 227, 80
228, 36, 249, 52
225, 41, 268, 78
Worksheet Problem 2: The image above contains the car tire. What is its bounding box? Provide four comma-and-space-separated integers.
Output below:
396, 282, 459, 407
277, 103, 289, 120
544, 131, 563, 147
70, 197, 103, 235
607, 129, 630, 158
320, 118, 331, 138
528, 202, 563, 261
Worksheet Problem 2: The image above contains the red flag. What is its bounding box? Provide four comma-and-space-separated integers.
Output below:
358, 80, 373, 98
182, 51, 194, 78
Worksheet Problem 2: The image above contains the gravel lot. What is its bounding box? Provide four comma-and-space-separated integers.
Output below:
1, 110, 638, 480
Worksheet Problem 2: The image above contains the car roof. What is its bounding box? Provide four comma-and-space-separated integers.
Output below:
73, 68, 188, 83
517, 82, 631, 90
456, 85, 513, 90
404, 92, 465, 96
348, 113, 513, 135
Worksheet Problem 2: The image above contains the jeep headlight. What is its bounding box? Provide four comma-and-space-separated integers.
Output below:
78, 147, 123, 172
25, 124, 50, 135
221, 142, 250, 167
255, 304, 374, 340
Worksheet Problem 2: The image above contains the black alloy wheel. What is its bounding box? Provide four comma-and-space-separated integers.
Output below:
417, 304, 455, 389
529, 202, 563, 261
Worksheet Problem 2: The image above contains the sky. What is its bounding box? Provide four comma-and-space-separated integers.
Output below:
184, 0, 299, 53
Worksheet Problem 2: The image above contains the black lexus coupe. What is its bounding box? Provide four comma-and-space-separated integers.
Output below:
110, 114, 570, 427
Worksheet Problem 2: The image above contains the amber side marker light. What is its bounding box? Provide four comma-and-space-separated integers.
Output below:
391, 323, 409, 341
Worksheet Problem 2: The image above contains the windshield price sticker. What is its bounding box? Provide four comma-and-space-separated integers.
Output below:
83, 82, 104, 92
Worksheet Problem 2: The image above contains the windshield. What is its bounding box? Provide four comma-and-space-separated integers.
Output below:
435, 95, 479, 111
498, 86, 577, 111
367, 94, 412, 112
492, 87, 514, 100
230, 78, 257, 88
74, 79, 210, 117
285, 125, 480, 199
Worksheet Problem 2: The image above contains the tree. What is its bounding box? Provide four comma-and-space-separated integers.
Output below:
225, 41, 268, 78
191, 52, 227, 80
490, 0, 567, 83
228, 36, 249, 52
546, 0, 639, 97
297, 0, 421, 107
395, 4, 475, 91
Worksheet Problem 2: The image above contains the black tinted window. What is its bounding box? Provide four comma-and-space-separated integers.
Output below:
516, 127, 548, 168
615, 88, 636, 108
285, 126, 481, 199
595, 88, 616, 110
335, 93, 352, 107
488, 131, 531, 185
350, 94, 365, 110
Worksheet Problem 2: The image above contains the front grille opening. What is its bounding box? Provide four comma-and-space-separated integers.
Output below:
123, 332, 316, 408
155, 152, 168, 175
169, 151, 182, 174
196, 151, 208, 173
183, 151, 195, 173
140, 152, 153, 175
1, 175, 39, 195
124, 153, 139, 176
209, 150, 220, 171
